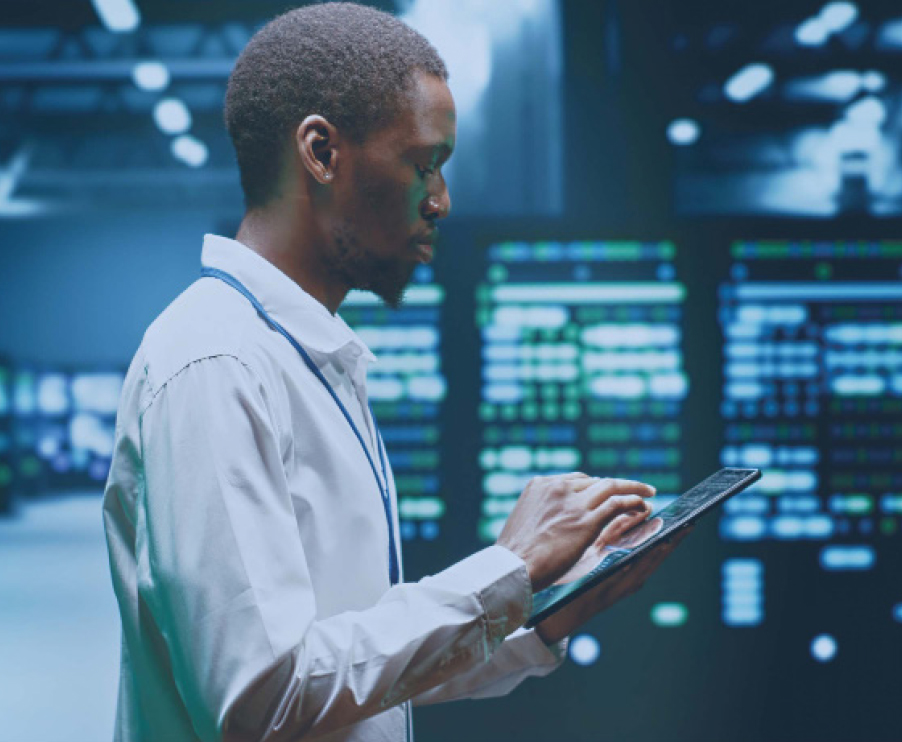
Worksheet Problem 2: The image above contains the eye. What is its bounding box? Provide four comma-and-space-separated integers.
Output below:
416, 163, 436, 179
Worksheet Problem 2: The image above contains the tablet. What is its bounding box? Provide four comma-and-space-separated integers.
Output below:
525, 467, 762, 627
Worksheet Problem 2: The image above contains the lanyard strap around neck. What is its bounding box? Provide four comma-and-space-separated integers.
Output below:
201, 266, 400, 585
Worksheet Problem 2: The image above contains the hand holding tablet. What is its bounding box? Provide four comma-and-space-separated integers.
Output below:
526, 467, 762, 629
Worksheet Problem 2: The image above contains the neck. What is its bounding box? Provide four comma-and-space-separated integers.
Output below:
235, 203, 348, 315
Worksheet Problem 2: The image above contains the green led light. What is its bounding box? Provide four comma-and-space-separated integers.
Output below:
409, 451, 440, 469
588, 450, 618, 469
651, 603, 688, 627
602, 242, 643, 260
588, 424, 630, 443
814, 262, 833, 280
844, 495, 873, 515
487, 265, 508, 283
880, 518, 898, 536
394, 475, 437, 493
20, 456, 41, 478
647, 473, 680, 491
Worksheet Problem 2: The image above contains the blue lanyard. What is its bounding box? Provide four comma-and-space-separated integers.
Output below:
201, 266, 400, 585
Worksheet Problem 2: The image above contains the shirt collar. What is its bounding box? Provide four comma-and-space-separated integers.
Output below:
200, 234, 377, 365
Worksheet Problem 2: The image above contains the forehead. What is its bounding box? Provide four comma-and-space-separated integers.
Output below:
371, 72, 456, 154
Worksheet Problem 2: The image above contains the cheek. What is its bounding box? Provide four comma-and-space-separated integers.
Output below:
358, 172, 424, 230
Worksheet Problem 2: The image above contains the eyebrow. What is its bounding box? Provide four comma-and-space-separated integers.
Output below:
410, 142, 454, 163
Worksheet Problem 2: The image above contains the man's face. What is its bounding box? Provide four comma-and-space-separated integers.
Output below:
327, 72, 456, 309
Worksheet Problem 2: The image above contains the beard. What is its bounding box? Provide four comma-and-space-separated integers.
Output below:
328, 219, 417, 310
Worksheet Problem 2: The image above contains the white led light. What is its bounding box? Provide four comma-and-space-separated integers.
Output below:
811, 634, 837, 662
819, 2, 858, 34
91, 0, 140, 32
154, 98, 192, 135
569, 634, 601, 666
796, 18, 830, 46
667, 118, 701, 146
861, 71, 886, 93
724, 64, 774, 103
846, 95, 887, 126
171, 134, 208, 168
132, 61, 170, 92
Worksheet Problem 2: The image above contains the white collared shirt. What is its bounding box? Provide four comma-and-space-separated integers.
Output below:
103, 235, 565, 742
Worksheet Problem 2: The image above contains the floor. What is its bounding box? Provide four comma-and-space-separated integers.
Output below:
0, 494, 120, 742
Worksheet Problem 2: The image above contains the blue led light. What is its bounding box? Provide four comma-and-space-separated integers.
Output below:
419, 520, 439, 541
722, 559, 764, 627
721, 516, 766, 541
723, 559, 762, 577
723, 608, 763, 625
820, 545, 875, 571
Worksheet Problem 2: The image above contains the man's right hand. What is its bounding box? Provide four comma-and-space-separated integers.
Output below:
495, 473, 656, 592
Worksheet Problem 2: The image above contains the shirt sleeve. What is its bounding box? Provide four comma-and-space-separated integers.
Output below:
136, 355, 533, 741
411, 627, 568, 706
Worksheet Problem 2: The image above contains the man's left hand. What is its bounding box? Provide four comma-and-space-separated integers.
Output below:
534, 526, 692, 645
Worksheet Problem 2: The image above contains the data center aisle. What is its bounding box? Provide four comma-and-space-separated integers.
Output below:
0, 494, 119, 742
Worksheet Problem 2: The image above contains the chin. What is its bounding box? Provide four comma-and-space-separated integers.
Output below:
377, 286, 406, 310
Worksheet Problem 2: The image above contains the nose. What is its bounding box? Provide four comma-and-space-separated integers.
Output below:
421, 183, 451, 221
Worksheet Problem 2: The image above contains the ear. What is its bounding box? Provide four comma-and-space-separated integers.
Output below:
295, 115, 340, 185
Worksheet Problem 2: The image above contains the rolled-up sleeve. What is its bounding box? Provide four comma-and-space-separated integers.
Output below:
136, 355, 535, 741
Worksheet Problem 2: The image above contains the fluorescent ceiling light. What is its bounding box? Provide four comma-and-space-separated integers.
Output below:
153, 98, 192, 135
91, 0, 140, 33
724, 63, 774, 103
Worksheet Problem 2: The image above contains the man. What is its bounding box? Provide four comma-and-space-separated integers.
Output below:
103, 4, 682, 741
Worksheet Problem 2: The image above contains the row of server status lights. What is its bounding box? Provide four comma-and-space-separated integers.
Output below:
340, 266, 448, 542
718, 241, 902, 630
476, 241, 688, 542
0, 362, 122, 510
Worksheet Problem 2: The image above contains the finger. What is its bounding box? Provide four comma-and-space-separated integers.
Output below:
592, 494, 651, 525
598, 505, 652, 543
583, 478, 656, 507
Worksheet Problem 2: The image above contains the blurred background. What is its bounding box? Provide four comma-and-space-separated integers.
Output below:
1, 0, 901, 740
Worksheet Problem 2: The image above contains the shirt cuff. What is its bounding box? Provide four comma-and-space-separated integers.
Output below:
428, 544, 532, 655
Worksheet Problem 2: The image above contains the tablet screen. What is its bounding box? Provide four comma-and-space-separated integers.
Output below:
526, 467, 762, 627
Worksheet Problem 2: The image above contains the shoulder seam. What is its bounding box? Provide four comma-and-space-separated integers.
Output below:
138, 353, 254, 418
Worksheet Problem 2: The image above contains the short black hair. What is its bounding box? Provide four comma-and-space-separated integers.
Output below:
224, 2, 448, 209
